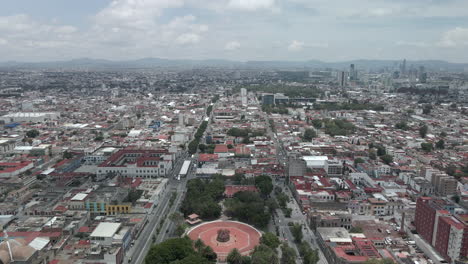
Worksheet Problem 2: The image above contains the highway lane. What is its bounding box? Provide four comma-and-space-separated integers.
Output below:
124, 152, 189, 264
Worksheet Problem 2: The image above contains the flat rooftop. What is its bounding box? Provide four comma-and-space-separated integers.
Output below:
90, 222, 121, 238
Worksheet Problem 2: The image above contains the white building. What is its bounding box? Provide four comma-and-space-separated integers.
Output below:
90, 222, 122, 246
1, 112, 60, 123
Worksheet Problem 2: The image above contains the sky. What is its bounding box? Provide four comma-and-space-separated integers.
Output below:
1, 0, 468, 62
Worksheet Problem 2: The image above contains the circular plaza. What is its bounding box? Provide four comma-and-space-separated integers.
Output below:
186, 220, 262, 261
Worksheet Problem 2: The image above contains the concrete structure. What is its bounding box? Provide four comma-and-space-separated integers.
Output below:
432, 173, 458, 197
287, 157, 306, 177
0, 161, 34, 178
90, 222, 122, 246
240, 88, 247, 106
0, 112, 60, 123
97, 149, 173, 180
0, 139, 15, 154
186, 220, 261, 262
415, 197, 468, 263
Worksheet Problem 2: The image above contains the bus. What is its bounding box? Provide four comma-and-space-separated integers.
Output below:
179, 160, 191, 179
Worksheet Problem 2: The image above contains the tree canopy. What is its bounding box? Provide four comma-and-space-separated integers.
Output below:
280, 243, 297, 264
224, 191, 271, 228
290, 223, 303, 243
26, 129, 40, 138
250, 244, 279, 264
180, 177, 224, 219
436, 139, 445, 149
303, 128, 317, 141
298, 241, 320, 264
380, 154, 394, 165
260, 232, 281, 250
321, 118, 357, 136
419, 124, 428, 138
255, 175, 273, 197
145, 237, 216, 264
421, 142, 433, 152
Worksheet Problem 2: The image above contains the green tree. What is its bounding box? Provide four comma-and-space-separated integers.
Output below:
145, 237, 195, 264
227, 248, 243, 264
180, 178, 224, 220
303, 128, 317, 141
421, 142, 433, 152
26, 129, 39, 138
124, 189, 143, 205
298, 242, 319, 264
266, 198, 279, 213
440, 131, 447, 137
354, 158, 365, 167
436, 139, 445, 149
395, 121, 408, 130
276, 192, 289, 208
255, 175, 273, 197
422, 104, 432, 115
380, 154, 393, 165
175, 224, 186, 237
171, 254, 212, 264
198, 144, 207, 153
349, 226, 363, 233
376, 145, 386, 156
363, 259, 395, 264
188, 139, 199, 154
200, 245, 217, 262
419, 124, 428, 138
312, 119, 322, 129
225, 191, 271, 228
290, 223, 303, 243
63, 151, 73, 159
251, 244, 279, 264
260, 232, 281, 250
369, 150, 377, 160
280, 243, 296, 264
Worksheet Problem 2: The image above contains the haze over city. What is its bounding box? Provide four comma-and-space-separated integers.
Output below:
1, 0, 468, 62
0, 1, 468, 264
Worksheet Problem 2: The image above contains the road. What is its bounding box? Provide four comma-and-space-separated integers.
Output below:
258, 98, 328, 264
124, 152, 190, 264
125, 104, 207, 264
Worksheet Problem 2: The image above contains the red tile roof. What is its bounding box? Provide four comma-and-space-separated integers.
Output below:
214, 144, 229, 153
224, 185, 258, 197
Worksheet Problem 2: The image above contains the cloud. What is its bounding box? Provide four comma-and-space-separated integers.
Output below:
175, 33, 201, 44
0, 14, 78, 51
396, 41, 429, 47
227, 0, 276, 11
94, 0, 184, 29
225, 41, 241, 50
438, 27, 468, 47
288, 40, 304, 51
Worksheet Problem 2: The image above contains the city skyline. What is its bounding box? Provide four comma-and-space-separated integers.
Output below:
1, 0, 468, 62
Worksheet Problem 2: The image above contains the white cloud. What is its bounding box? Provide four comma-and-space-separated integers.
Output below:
227, 0, 276, 11
225, 41, 241, 50
176, 33, 201, 45
438, 27, 468, 47
288, 40, 305, 51
396, 41, 429, 47
94, 0, 184, 29
0, 14, 78, 51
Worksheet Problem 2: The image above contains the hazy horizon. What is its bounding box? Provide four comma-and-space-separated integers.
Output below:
1, 0, 468, 62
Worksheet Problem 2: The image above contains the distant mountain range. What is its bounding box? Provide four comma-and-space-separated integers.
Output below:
1, 57, 467, 71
